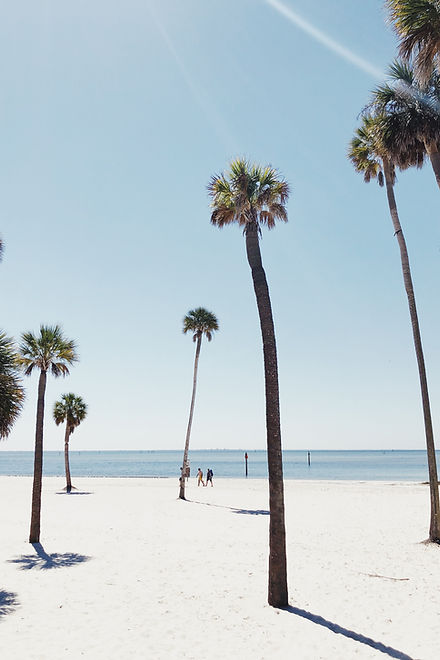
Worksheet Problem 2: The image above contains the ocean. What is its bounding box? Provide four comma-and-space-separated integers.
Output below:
0, 449, 437, 481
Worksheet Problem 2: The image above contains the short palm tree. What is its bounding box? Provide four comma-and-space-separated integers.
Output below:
0, 332, 25, 439
19, 325, 78, 543
370, 59, 440, 188
179, 307, 218, 500
53, 393, 87, 493
208, 158, 290, 607
386, 0, 440, 83
349, 114, 440, 542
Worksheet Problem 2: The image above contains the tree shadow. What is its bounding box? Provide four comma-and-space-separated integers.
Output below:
233, 508, 269, 516
0, 590, 19, 619
189, 500, 269, 516
8, 543, 91, 571
55, 491, 93, 496
283, 606, 413, 660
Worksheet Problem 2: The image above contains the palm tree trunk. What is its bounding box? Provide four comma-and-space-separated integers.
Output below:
424, 140, 440, 190
245, 220, 288, 607
383, 158, 440, 542
179, 334, 202, 500
29, 369, 47, 543
64, 424, 72, 493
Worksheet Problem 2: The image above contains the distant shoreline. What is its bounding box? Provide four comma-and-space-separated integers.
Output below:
1, 449, 436, 481
0, 448, 434, 452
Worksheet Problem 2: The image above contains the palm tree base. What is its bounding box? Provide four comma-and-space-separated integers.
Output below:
62, 485, 77, 493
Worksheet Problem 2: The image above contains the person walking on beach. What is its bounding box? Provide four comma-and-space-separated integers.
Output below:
206, 468, 213, 487
197, 468, 205, 487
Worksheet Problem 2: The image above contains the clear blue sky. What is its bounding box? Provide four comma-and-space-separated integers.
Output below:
1, 0, 440, 451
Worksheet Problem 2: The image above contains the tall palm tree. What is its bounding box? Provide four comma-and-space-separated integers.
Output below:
208, 158, 290, 607
19, 325, 78, 543
0, 332, 25, 439
179, 307, 218, 501
53, 393, 87, 493
349, 114, 440, 542
386, 0, 440, 83
370, 59, 440, 188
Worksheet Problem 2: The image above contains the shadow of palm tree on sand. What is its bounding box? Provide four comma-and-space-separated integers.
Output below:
8, 543, 91, 571
189, 500, 269, 516
55, 491, 93, 496
0, 590, 19, 618
233, 508, 269, 516
283, 606, 413, 660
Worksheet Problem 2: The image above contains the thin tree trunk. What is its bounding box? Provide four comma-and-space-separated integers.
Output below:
383, 158, 440, 542
245, 220, 288, 607
64, 424, 72, 493
29, 369, 47, 543
424, 140, 440, 191
179, 334, 202, 500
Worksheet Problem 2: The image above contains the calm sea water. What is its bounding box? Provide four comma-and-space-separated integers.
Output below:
0, 450, 437, 481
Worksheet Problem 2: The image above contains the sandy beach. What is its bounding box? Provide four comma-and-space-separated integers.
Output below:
0, 476, 439, 659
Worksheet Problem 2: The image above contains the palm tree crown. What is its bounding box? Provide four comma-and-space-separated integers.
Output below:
53, 393, 87, 433
183, 308, 219, 343
386, 0, 440, 82
19, 325, 78, 376
0, 331, 25, 439
207, 158, 289, 232
348, 109, 425, 180
348, 113, 395, 183
370, 60, 440, 157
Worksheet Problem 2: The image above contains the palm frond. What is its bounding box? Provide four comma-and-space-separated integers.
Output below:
208, 158, 290, 235
53, 393, 87, 430
388, 58, 415, 85
348, 115, 385, 184
386, 0, 440, 83
183, 307, 219, 341
367, 58, 440, 168
0, 331, 25, 438
19, 325, 78, 376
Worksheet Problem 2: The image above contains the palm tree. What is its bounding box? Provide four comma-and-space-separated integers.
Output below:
208, 158, 290, 607
386, 0, 440, 83
179, 307, 218, 501
370, 60, 440, 188
0, 332, 25, 439
19, 325, 78, 543
53, 393, 87, 493
349, 114, 440, 542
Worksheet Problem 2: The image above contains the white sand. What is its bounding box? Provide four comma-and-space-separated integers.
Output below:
0, 476, 439, 659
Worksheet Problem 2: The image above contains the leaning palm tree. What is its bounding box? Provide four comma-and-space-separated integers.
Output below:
179, 307, 218, 501
53, 393, 87, 493
0, 332, 25, 439
19, 325, 78, 543
349, 114, 440, 542
371, 59, 440, 188
208, 158, 290, 607
386, 0, 440, 83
